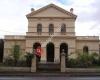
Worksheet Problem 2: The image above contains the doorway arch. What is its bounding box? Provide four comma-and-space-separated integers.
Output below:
33, 42, 41, 49
46, 42, 54, 62
33, 42, 41, 62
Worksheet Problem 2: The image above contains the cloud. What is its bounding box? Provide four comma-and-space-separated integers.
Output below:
0, 0, 99, 38
66, 0, 100, 36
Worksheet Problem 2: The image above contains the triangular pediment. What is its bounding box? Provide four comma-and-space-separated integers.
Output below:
26, 4, 77, 19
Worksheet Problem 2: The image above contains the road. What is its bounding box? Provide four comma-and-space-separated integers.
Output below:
0, 76, 100, 80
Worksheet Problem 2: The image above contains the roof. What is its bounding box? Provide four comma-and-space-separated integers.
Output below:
26, 3, 77, 19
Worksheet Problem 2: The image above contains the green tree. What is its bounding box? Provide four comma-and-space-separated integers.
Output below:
12, 44, 20, 66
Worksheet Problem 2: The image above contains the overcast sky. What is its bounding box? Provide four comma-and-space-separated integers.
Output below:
0, 0, 100, 38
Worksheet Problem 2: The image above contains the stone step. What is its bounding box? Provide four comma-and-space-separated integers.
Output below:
37, 62, 60, 72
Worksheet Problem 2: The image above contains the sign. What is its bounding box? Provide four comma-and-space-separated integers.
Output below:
36, 47, 42, 57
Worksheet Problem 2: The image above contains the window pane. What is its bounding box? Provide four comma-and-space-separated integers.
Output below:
37, 24, 42, 34
61, 24, 66, 33
49, 24, 54, 34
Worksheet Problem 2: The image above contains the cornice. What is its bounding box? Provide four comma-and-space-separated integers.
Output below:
26, 4, 77, 19
26, 35, 76, 39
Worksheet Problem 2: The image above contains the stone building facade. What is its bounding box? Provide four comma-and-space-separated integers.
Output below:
3, 4, 99, 63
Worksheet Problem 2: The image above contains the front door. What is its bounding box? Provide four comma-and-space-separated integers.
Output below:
46, 42, 54, 62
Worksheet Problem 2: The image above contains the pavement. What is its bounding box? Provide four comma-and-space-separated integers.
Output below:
0, 76, 100, 80
0, 72, 100, 77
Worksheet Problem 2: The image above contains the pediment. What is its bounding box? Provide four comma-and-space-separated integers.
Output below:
26, 4, 77, 19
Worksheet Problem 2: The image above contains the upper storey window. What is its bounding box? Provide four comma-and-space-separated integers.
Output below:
37, 23, 42, 34
49, 24, 54, 35
61, 24, 66, 34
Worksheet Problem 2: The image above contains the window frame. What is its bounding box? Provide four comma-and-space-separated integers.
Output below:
37, 23, 42, 35
49, 24, 54, 35
61, 24, 66, 34
83, 46, 89, 53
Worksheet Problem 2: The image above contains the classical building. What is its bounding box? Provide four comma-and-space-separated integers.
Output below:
3, 4, 99, 63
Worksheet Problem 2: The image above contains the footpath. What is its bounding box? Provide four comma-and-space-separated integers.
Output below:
0, 71, 100, 77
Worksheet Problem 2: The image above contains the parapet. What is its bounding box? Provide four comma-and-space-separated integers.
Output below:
4, 35, 26, 40
76, 36, 99, 41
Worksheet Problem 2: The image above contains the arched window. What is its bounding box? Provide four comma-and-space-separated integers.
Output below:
61, 24, 66, 34
83, 46, 89, 53
49, 24, 54, 35
37, 24, 42, 34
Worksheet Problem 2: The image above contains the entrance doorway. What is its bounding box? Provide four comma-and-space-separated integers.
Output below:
33, 42, 41, 62
46, 42, 54, 62
60, 43, 68, 67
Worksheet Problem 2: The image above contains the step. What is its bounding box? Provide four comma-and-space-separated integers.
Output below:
37, 62, 60, 72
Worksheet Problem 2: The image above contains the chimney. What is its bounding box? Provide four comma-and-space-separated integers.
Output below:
70, 8, 73, 13
31, 8, 35, 12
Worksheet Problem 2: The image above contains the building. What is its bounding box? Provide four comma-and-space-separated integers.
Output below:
3, 4, 99, 63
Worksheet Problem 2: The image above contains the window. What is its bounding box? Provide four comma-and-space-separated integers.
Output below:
49, 24, 54, 35
37, 24, 42, 34
61, 24, 66, 34
83, 46, 89, 53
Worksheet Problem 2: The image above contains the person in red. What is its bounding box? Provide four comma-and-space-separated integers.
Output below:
36, 46, 42, 62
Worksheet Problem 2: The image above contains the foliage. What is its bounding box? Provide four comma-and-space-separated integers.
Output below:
67, 58, 78, 68
96, 54, 100, 66
4, 57, 27, 67
3, 45, 35, 67
67, 52, 99, 68
11, 44, 21, 65
3, 51, 34, 67
25, 52, 34, 67
4, 57, 15, 66
89, 52, 98, 65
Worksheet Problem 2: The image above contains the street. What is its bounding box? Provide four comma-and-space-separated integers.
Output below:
0, 76, 100, 80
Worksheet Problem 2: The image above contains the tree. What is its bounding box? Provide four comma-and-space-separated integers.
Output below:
12, 44, 20, 66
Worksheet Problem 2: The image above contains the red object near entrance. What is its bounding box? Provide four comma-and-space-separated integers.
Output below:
36, 47, 42, 57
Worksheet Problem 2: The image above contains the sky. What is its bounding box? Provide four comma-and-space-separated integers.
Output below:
0, 0, 100, 38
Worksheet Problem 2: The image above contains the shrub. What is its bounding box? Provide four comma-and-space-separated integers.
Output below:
77, 53, 92, 67
4, 57, 27, 67
67, 52, 99, 68
67, 58, 78, 68
25, 52, 34, 67
16, 60, 27, 67
89, 52, 98, 66
4, 57, 15, 66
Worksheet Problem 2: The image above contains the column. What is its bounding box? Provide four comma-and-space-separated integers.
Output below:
61, 49, 66, 72
55, 47, 60, 63
41, 47, 46, 62
31, 50, 36, 72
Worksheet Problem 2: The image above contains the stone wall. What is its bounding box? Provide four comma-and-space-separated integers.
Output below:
27, 18, 75, 36
0, 67, 30, 72
76, 37, 99, 54
3, 35, 26, 60
25, 36, 76, 62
